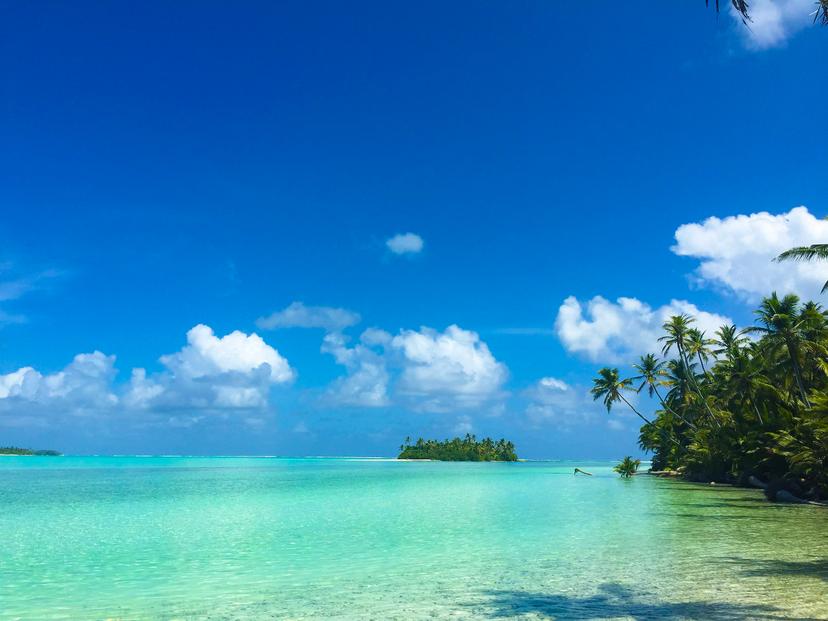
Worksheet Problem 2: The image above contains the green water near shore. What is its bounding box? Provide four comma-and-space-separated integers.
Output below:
1, 457, 826, 620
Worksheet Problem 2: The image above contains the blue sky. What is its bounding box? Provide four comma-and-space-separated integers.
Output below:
1, 1, 826, 457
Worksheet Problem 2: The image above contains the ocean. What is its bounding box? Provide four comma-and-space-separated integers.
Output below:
1, 456, 825, 620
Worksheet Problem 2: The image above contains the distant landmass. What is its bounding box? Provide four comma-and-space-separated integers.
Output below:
398, 435, 517, 461
0, 447, 62, 456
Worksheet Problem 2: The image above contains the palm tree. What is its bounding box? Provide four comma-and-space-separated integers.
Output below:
590, 368, 676, 446
660, 315, 721, 427
686, 328, 714, 377
591, 368, 654, 425
750, 293, 812, 407
614, 456, 641, 478
717, 350, 774, 426
712, 324, 749, 362
776, 244, 828, 294
632, 354, 698, 430
659, 314, 693, 360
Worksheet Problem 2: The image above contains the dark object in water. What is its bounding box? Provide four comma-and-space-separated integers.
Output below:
574, 468, 593, 476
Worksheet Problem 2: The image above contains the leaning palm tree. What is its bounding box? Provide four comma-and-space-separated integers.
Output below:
632, 354, 698, 430
590, 369, 682, 448
591, 367, 655, 427
776, 244, 828, 294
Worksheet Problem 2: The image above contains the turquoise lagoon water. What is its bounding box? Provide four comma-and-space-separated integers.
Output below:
1, 457, 826, 620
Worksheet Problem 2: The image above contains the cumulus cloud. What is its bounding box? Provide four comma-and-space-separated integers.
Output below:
0, 352, 119, 423
672, 206, 828, 300
0, 352, 118, 407
386, 232, 424, 255
257, 302, 361, 332
0, 325, 293, 426
391, 325, 508, 411
523, 376, 637, 431
159, 324, 293, 383
127, 324, 294, 410
731, 0, 817, 49
555, 296, 731, 363
321, 324, 508, 412
320, 331, 390, 407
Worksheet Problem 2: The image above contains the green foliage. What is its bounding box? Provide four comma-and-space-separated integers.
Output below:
0, 446, 34, 455
0, 447, 61, 456
614, 456, 640, 478
597, 292, 828, 500
398, 434, 517, 461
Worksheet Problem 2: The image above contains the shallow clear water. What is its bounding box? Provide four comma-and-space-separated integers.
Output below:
0, 457, 826, 620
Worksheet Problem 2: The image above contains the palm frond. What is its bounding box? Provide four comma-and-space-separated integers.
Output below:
816, 0, 828, 25
776, 244, 828, 263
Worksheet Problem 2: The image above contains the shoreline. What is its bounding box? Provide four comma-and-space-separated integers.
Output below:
644, 469, 828, 507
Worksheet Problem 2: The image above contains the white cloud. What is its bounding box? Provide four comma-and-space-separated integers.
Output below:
731, 0, 816, 49
256, 302, 361, 332
538, 377, 569, 391
672, 206, 828, 300
321, 324, 508, 412
523, 376, 638, 430
391, 325, 508, 411
0, 352, 118, 416
555, 296, 731, 363
159, 324, 293, 383
386, 232, 424, 255
321, 331, 390, 407
128, 324, 293, 411
0, 325, 294, 425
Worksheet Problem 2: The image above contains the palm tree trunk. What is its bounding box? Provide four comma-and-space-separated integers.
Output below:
679, 346, 722, 428
653, 385, 698, 430
619, 394, 681, 447
785, 340, 811, 407
751, 400, 764, 426
697, 353, 711, 381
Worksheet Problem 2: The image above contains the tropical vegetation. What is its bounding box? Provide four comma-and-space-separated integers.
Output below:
614, 456, 641, 478
398, 435, 517, 461
592, 292, 828, 502
777, 243, 828, 293
0, 446, 61, 456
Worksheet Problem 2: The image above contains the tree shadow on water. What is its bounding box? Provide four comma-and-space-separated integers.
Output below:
481, 582, 820, 620
719, 557, 828, 582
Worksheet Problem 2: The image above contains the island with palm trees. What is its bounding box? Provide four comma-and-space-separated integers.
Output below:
591, 289, 827, 504
398, 435, 518, 461
0, 447, 61, 456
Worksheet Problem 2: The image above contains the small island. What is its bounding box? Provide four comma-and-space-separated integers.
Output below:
398, 434, 517, 461
0, 446, 62, 456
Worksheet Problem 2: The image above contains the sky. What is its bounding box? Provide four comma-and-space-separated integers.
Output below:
0, 1, 826, 458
